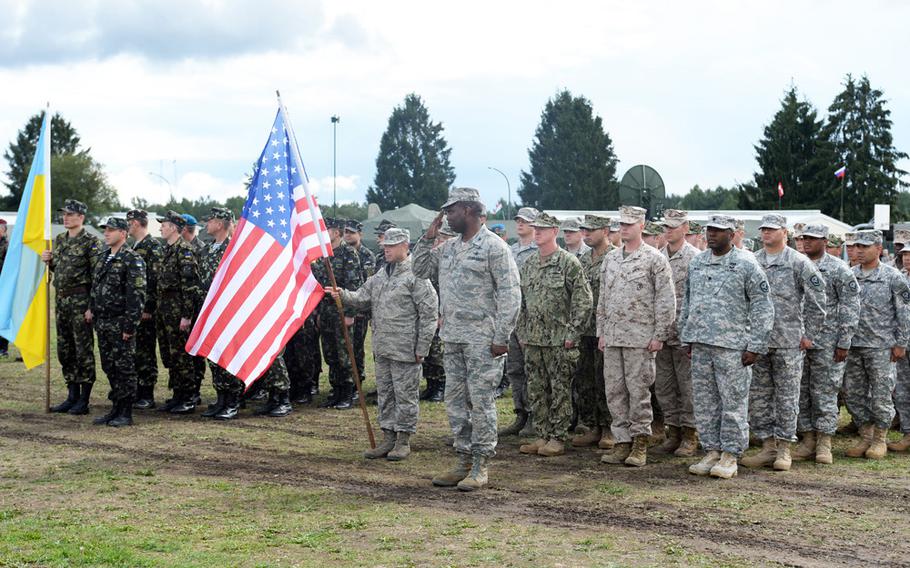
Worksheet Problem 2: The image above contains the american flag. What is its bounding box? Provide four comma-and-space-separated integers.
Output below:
186, 108, 332, 386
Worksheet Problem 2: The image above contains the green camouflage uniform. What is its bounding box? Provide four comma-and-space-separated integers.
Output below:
131, 234, 163, 389
185, 236, 208, 392
352, 244, 376, 379
199, 236, 245, 395
285, 313, 321, 397
576, 245, 612, 430
156, 238, 202, 396
421, 268, 445, 389
0, 234, 8, 353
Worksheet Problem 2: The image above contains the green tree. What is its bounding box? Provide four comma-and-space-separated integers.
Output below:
366, 94, 455, 211
679, 185, 740, 210
519, 90, 619, 210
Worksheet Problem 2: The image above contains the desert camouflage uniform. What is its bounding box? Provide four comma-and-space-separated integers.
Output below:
131, 234, 163, 390
575, 246, 612, 430
412, 226, 521, 457
680, 248, 774, 456
597, 243, 676, 443
351, 244, 376, 379
198, 237, 245, 395
506, 239, 538, 413
156, 238, 202, 396
751, 247, 826, 442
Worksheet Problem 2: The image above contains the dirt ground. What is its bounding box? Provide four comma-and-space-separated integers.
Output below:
1, 343, 909, 567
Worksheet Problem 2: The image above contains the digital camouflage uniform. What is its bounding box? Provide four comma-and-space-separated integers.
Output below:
199, 235, 245, 395
679, 246, 774, 456
517, 244, 592, 442
506, 238, 538, 413
576, 244, 612, 431
131, 233, 163, 390
157, 237, 203, 397
351, 243, 376, 380
896, 266, 910, 434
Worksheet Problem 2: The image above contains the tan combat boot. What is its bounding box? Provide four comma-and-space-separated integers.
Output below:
710, 451, 739, 479
601, 442, 632, 464
674, 427, 699, 457
792, 431, 816, 461
773, 439, 792, 471
431, 453, 472, 487
815, 433, 833, 464
653, 425, 681, 454
538, 439, 566, 457
740, 438, 777, 468
887, 432, 910, 452
688, 450, 721, 476
865, 427, 888, 459
598, 429, 615, 449
571, 427, 601, 448
456, 454, 488, 492
648, 419, 666, 445
519, 438, 547, 455
624, 436, 648, 467
845, 424, 873, 458
386, 432, 411, 461
363, 429, 397, 459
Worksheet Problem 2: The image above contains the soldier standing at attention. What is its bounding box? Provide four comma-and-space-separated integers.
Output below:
89, 217, 146, 427
419, 219, 455, 403
741, 214, 826, 472
791, 225, 860, 464
844, 232, 859, 267
889, 246, 910, 453
571, 215, 614, 450
155, 211, 203, 414
328, 228, 438, 461
826, 234, 845, 259
597, 206, 675, 468
372, 219, 396, 274
680, 215, 774, 479
516, 213, 592, 458
344, 219, 376, 382
0, 219, 9, 357
607, 220, 621, 248
561, 217, 590, 257
126, 209, 163, 410
181, 213, 207, 405
413, 187, 521, 492
44, 199, 102, 414
843, 230, 910, 459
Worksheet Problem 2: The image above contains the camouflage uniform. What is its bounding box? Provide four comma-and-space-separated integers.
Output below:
259, 354, 290, 393
351, 243, 376, 379
199, 235, 244, 395
185, 235, 208, 392
91, 245, 146, 402
680, 244, 774, 456
896, 267, 910, 434
421, 266, 446, 391
0, 232, 8, 354
131, 233, 163, 390
751, 245, 826, 442
285, 313, 321, 399
517, 243, 592, 442
156, 237, 203, 397
576, 245, 612, 430
506, 238, 538, 413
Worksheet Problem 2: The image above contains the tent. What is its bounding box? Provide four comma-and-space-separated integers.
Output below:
361, 203, 439, 248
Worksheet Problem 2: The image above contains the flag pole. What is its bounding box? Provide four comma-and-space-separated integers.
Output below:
277, 91, 376, 449
44, 104, 52, 413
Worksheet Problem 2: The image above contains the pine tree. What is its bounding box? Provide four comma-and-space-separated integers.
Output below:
518, 90, 619, 210
366, 94, 455, 211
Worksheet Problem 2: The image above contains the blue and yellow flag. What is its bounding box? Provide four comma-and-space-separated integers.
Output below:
0, 111, 52, 369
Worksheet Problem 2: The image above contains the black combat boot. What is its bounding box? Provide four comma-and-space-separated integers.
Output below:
214, 392, 240, 420
93, 401, 120, 425
67, 383, 93, 415
107, 400, 133, 427
333, 384, 354, 410
201, 391, 227, 418
50, 383, 80, 413
267, 391, 293, 417
419, 379, 436, 401
428, 381, 445, 403
292, 383, 313, 405
257, 390, 280, 415
318, 388, 341, 408
158, 391, 182, 412
133, 385, 156, 410
169, 391, 197, 414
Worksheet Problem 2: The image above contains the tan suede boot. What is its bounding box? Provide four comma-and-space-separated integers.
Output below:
598, 429, 615, 449
456, 454, 489, 492
653, 425, 681, 454
431, 453, 472, 487
571, 427, 601, 448
688, 450, 721, 476
601, 442, 632, 464
845, 424, 873, 458
740, 438, 776, 468
815, 433, 833, 464
674, 427, 699, 457
363, 429, 397, 459
519, 438, 547, 455
887, 432, 910, 452
791, 431, 816, 461
865, 427, 888, 459
624, 436, 648, 467
538, 439, 565, 457
709, 452, 739, 479
773, 439, 792, 471
648, 419, 666, 445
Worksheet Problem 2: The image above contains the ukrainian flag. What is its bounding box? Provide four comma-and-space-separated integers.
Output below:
0, 111, 51, 369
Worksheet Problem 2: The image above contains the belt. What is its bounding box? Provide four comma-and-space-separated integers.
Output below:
57, 286, 89, 298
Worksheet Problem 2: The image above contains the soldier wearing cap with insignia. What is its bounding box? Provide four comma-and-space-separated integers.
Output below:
89, 217, 146, 427
826, 234, 845, 258
891, 228, 910, 271
642, 221, 665, 250
43, 199, 103, 414
681, 214, 773, 479
596, 205, 675, 468
418, 218, 454, 404
373, 219, 397, 273
844, 232, 859, 267
741, 214, 826, 472
842, 230, 910, 459
178, 213, 208, 403
791, 224, 860, 464
343, 218, 376, 383
126, 209, 164, 409
685, 221, 703, 250
561, 217, 590, 257
607, 219, 621, 248
792, 223, 806, 254
890, 245, 910, 453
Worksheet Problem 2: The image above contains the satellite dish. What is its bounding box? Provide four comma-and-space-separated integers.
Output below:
619, 165, 666, 219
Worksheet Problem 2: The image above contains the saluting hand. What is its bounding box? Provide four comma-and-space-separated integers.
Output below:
425, 211, 444, 240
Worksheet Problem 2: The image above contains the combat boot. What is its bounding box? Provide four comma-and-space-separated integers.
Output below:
865, 427, 888, 459
773, 439, 792, 471
456, 454, 489, 492
845, 424, 873, 457
571, 427, 601, 447
201, 391, 227, 418
170, 391, 197, 414
50, 383, 80, 413
67, 383, 93, 415
741, 438, 777, 468
792, 431, 816, 461
428, 382, 445, 402
815, 433, 833, 464
214, 392, 240, 420
598, 429, 615, 450
689, 450, 721, 476
648, 419, 666, 445
538, 439, 565, 457
318, 388, 341, 408
387, 432, 411, 461
674, 427, 699, 457
257, 390, 280, 415
887, 432, 910, 452
498, 410, 528, 437
158, 391, 182, 412
601, 442, 632, 464
432, 453, 472, 487
332, 385, 354, 410
133, 385, 156, 410
267, 392, 293, 417
363, 429, 397, 459
624, 436, 648, 467
519, 412, 536, 437
653, 426, 681, 454
519, 438, 547, 455
418, 379, 435, 401
710, 452, 738, 479
107, 401, 133, 427
92, 402, 120, 425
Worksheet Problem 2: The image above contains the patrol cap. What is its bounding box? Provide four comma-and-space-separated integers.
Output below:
742, 238, 756, 251
579, 214, 611, 230
560, 217, 583, 232
687, 221, 703, 235
181, 214, 198, 227
530, 212, 561, 229
854, 229, 883, 246
734, 218, 745, 231
99, 216, 128, 231
442, 187, 484, 209
643, 221, 665, 235
203, 207, 234, 222
619, 205, 646, 224
759, 213, 787, 230
381, 227, 410, 246
514, 207, 539, 222
374, 219, 397, 235
705, 214, 736, 231
792, 222, 806, 238
608, 220, 620, 232
827, 234, 844, 248
843, 232, 857, 246
58, 199, 87, 215
659, 209, 688, 228
801, 224, 829, 239
324, 217, 343, 230
438, 218, 457, 236
157, 210, 187, 229
344, 219, 364, 233
893, 228, 910, 245
126, 209, 148, 222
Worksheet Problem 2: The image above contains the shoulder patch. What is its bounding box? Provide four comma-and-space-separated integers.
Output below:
847, 280, 858, 292
759, 281, 770, 293
902, 290, 910, 303
809, 274, 823, 288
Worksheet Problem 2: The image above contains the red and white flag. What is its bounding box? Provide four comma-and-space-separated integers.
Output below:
186, 105, 332, 387
777, 182, 784, 198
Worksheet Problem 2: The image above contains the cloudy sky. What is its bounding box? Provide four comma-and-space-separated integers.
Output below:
1, 0, 907, 211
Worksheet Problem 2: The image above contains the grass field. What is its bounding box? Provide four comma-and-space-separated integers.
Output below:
1, 334, 909, 567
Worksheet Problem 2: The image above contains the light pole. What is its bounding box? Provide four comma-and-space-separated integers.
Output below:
331, 115, 340, 218
488, 166, 511, 220
148, 172, 174, 202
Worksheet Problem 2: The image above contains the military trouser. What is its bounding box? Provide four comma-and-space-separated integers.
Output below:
375, 355, 421, 433
443, 342, 505, 457
690, 343, 751, 456
797, 347, 846, 435
134, 317, 158, 388
193, 356, 206, 392
55, 293, 96, 385
208, 361, 244, 395
155, 299, 195, 394
352, 315, 369, 379
422, 330, 446, 386
506, 331, 529, 412
285, 314, 321, 396
749, 348, 803, 442
261, 355, 290, 393
574, 336, 610, 429
894, 353, 910, 434
319, 304, 353, 390
654, 344, 694, 429
95, 318, 138, 403
844, 347, 896, 430
603, 346, 655, 443
525, 345, 580, 441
